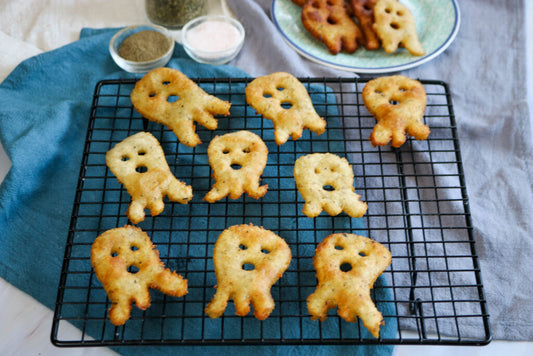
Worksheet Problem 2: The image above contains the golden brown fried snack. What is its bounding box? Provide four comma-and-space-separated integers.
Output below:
204, 130, 268, 202
291, 0, 308, 6
307, 233, 391, 338
362, 75, 428, 147
373, 0, 425, 56
91, 225, 188, 326
205, 224, 292, 320
294, 0, 354, 15
130, 67, 231, 147
351, 0, 380, 50
106, 132, 193, 224
294, 153, 367, 218
245, 72, 326, 145
301, 0, 364, 54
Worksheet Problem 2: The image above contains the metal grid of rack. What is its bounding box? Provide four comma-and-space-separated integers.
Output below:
51, 77, 491, 346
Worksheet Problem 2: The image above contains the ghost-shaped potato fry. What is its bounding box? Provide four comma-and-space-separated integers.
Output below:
307, 233, 391, 338
106, 132, 193, 224
362, 75, 429, 147
91, 226, 188, 325
204, 130, 268, 203
205, 224, 291, 320
294, 153, 367, 218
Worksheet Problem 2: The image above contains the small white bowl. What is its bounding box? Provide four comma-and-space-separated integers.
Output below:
109, 24, 174, 73
181, 15, 245, 65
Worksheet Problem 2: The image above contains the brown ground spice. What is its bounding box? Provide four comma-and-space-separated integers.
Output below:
118, 30, 170, 62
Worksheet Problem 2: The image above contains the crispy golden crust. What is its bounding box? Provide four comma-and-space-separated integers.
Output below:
130, 67, 231, 147
362, 75, 428, 147
245, 72, 326, 145
291, 0, 308, 6
307, 233, 391, 338
91, 225, 188, 326
294, 153, 367, 218
301, 0, 363, 55
204, 131, 269, 202
106, 132, 193, 224
205, 224, 292, 320
373, 0, 425, 56
351, 0, 380, 50
293, 0, 354, 15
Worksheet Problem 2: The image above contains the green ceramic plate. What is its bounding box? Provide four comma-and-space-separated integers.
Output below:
271, 0, 460, 73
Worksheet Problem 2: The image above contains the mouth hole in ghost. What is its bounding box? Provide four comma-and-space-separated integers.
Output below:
327, 16, 338, 25
231, 163, 242, 170
128, 265, 140, 274
281, 101, 292, 110
390, 22, 400, 30
167, 95, 179, 103
340, 262, 352, 272
136, 165, 148, 173
323, 185, 335, 191
389, 100, 399, 105
242, 263, 255, 271
335, 244, 344, 250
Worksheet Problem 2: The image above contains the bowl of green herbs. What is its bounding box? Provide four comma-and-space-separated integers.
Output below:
109, 24, 175, 73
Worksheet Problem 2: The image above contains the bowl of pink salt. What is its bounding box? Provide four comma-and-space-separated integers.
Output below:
181, 15, 245, 65
109, 24, 175, 73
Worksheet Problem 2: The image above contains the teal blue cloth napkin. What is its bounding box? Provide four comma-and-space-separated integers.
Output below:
0, 28, 395, 355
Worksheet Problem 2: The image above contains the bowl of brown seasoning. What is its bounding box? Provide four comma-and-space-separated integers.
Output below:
109, 24, 174, 73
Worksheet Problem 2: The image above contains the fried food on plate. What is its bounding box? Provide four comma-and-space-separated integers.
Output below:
291, 0, 308, 5
301, 0, 364, 54
351, 0, 380, 50
373, 0, 425, 56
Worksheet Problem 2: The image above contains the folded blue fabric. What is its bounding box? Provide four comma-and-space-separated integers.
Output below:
0, 28, 395, 355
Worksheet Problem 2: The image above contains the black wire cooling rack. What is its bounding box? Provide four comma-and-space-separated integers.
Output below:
51, 77, 491, 347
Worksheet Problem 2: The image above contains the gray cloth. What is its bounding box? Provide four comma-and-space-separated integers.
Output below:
226, 0, 533, 341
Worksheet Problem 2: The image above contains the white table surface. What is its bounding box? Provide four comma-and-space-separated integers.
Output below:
0, 0, 532, 354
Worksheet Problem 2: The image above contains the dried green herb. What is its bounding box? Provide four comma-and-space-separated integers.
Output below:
145, 0, 206, 29
118, 30, 170, 62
